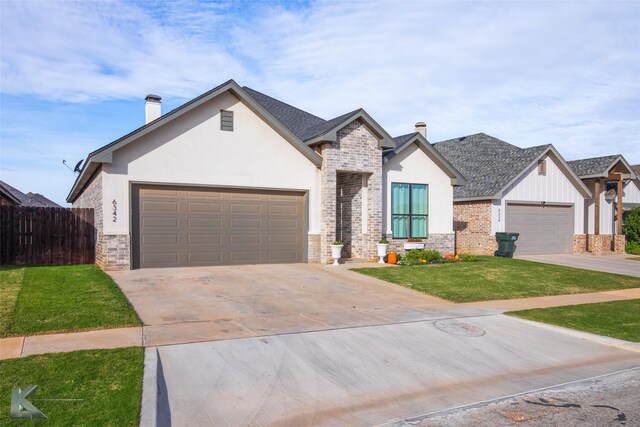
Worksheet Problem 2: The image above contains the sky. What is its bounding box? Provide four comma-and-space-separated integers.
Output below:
1, 0, 639, 206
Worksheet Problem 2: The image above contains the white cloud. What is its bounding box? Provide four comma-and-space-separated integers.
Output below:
0, 0, 248, 101
1, 0, 639, 205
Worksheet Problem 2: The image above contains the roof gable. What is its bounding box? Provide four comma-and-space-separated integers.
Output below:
67, 80, 323, 202
385, 132, 466, 185
567, 154, 637, 179
242, 87, 395, 148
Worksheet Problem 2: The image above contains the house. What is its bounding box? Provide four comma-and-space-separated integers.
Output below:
433, 133, 591, 255
567, 155, 639, 254
67, 80, 463, 270
0, 180, 60, 207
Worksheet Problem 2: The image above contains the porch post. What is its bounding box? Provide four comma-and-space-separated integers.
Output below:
594, 178, 601, 235
616, 176, 623, 235
361, 174, 368, 234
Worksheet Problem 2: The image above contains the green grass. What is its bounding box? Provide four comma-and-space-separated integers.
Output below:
0, 347, 143, 426
508, 299, 640, 342
352, 256, 640, 303
0, 265, 141, 337
627, 257, 640, 261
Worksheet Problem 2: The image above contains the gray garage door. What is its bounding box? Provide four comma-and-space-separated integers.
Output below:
505, 203, 573, 255
132, 185, 304, 268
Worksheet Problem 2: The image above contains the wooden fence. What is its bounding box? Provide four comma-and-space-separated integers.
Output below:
0, 206, 95, 265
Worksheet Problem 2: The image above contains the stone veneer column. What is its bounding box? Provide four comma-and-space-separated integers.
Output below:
573, 234, 587, 253
320, 120, 382, 263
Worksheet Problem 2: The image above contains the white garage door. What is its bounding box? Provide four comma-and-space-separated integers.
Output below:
506, 203, 573, 255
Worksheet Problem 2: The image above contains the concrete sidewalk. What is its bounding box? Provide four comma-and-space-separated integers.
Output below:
3, 287, 639, 361
466, 287, 640, 311
0, 327, 143, 360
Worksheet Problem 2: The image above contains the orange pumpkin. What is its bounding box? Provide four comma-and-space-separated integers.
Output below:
387, 252, 397, 264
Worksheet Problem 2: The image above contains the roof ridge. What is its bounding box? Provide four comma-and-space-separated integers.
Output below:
567, 153, 621, 163
242, 86, 326, 122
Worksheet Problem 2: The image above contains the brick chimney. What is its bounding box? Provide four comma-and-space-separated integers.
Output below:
415, 122, 426, 139
145, 94, 162, 124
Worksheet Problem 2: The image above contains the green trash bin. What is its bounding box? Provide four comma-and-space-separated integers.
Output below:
495, 232, 519, 258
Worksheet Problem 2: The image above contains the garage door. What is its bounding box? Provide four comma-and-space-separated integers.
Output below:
132, 185, 305, 268
505, 203, 573, 255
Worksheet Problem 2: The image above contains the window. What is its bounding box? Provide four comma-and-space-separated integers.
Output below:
538, 159, 546, 176
220, 110, 233, 131
391, 183, 428, 238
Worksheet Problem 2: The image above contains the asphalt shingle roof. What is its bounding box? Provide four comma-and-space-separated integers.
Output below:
0, 180, 60, 207
242, 87, 327, 141
383, 132, 422, 161
243, 86, 361, 142
432, 133, 549, 199
567, 155, 620, 178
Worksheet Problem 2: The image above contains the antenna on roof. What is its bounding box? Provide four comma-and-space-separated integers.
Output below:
63, 159, 83, 174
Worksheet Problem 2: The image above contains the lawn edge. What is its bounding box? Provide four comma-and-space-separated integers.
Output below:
506, 315, 640, 350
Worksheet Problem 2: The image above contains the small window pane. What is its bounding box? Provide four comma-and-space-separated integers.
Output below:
392, 183, 410, 215
411, 184, 428, 215
392, 215, 409, 238
411, 216, 427, 238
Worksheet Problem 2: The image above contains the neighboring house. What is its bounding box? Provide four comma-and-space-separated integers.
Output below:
0, 180, 60, 207
433, 133, 591, 256
567, 155, 639, 254
67, 80, 463, 270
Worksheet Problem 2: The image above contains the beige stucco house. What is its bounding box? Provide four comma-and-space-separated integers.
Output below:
68, 80, 463, 270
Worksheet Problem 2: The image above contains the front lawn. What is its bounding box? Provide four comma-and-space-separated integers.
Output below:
508, 299, 640, 342
0, 265, 141, 337
0, 347, 143, 426
352, 256, 640, 303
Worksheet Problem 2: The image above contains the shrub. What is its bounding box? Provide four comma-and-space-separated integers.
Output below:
331, 240, 343, 245
623, 207, 640, 244
460, 255, 479, 262
397, 249, 443, 265
379, 238, 389, 244
626, 241, 640, 255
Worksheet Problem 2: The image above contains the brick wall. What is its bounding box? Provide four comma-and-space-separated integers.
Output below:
453, 201, 497, 255
96, 234, 131, 270
308, 233, 321, 263
73, 167, 108, 266
72, 167, 103, 237
384, 234, 455, 256
320, 120, 382, 263
336, 172, 364, 258
72, 167, 131, 270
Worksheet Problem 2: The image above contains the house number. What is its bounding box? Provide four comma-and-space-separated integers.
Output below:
112, 199, 118, 222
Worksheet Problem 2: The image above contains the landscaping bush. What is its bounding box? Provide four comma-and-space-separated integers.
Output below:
626, 241, 640, 255
460, 255, 479, 262
397, 249, 443, 265
623, 207, 640, 244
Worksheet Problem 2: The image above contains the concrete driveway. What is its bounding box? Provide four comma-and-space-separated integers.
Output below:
110, 264, 640, 426
517, 253, 640, 277
110, 264, 490, 347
